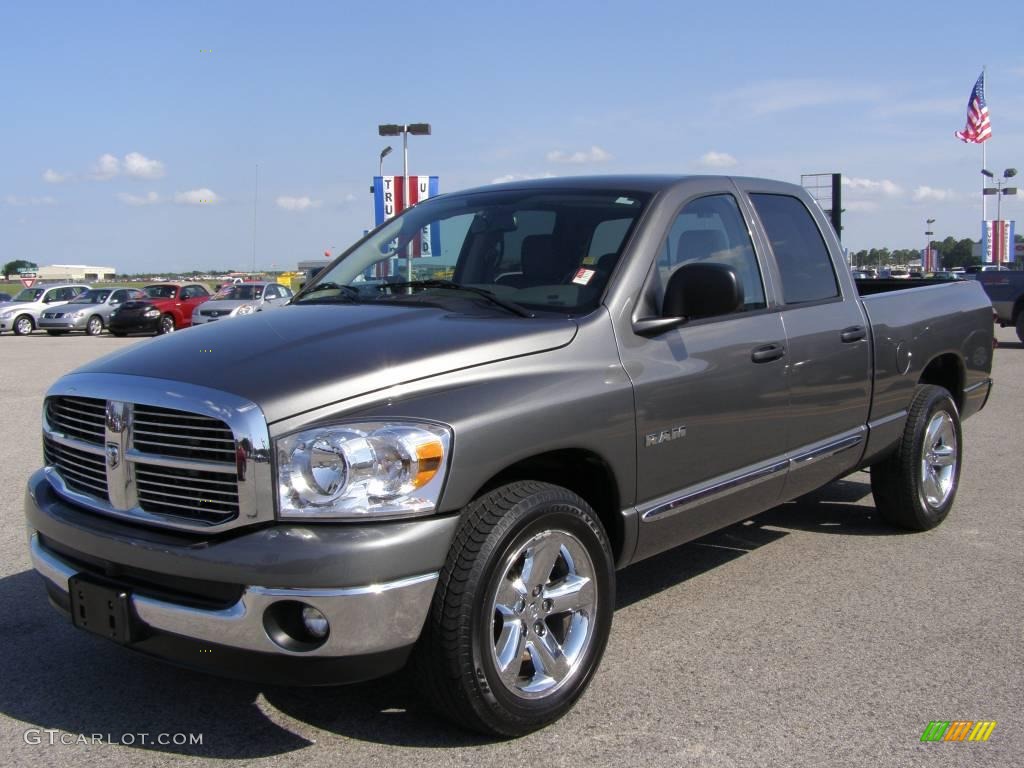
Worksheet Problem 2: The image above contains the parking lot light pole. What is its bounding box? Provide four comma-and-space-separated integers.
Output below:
378, 146, 392, 179
378, 123, 431, 283
925, 218, 935, 271
982, 168, 1018, 265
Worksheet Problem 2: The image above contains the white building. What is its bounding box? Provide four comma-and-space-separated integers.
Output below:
37, 264, 117, 282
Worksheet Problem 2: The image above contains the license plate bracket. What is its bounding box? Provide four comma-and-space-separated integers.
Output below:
68, 574, 139, 644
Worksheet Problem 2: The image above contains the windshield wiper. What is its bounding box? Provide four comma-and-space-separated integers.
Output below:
294, 282, 361, 304
381, 280, 534, 318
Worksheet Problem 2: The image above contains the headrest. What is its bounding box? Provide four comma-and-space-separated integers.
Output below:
521, 235, 562, 280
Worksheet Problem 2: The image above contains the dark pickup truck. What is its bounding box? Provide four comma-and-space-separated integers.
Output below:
26, 176, 993, 736
977, 270, 1024, 342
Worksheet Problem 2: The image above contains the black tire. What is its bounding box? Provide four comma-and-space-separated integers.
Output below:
413, 481, 614, 737
158, 314, 176, 334
86, 315, 104, 336
1016, 312, 1024, 345
13, 314, 34, 336
870, 384, 962, 531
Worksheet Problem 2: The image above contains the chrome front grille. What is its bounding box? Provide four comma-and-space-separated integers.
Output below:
43, 436, 108, 497
133, 404, 237, 463
41, 380, 271, 533
46, 396, 105, 444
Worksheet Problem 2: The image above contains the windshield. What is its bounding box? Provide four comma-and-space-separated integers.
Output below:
215, 285, 264, 301
145, 285, 178, 299
13, 288, 45, 302
294, 189, 650, 314
70, 289, 112, 304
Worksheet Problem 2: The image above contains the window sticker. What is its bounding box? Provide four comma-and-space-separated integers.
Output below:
572, 268, 596, 286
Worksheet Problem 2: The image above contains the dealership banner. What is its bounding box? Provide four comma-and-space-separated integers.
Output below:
373, 175, 440, 257
981, 219, 1015, 265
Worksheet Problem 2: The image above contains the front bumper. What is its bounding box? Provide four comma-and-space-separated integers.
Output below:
25, 470, 459, 684
108, 315, 160, 333
39, 316, 88, 330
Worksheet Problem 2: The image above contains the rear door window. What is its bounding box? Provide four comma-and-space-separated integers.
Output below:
750, 194, 839, 304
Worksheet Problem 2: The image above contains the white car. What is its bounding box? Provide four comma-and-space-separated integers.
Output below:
191, 282, 293, 325
0, 285, 90, 336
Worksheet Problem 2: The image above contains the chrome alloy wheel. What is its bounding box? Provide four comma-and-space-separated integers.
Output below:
920, 411, 958, 508
489, 529, 597, 699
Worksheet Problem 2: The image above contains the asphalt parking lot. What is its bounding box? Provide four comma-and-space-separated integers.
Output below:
0, 329, 1020, 767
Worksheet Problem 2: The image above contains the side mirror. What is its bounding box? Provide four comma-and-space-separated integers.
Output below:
634, 262, 744, 337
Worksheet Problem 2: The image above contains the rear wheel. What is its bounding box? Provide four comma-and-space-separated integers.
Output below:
1015, 312, 1024, 344
413, 481, 614, 737
870, 384, 962, 531
13, 315, 34, 336
86, 315, 104, 336
158, 314, 176, 334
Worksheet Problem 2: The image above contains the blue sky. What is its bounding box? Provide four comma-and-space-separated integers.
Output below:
2, 0, 1022, 273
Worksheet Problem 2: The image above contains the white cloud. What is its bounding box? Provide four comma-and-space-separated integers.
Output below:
343, 193, 357, 203
175, 188, 219, 205
545, 146, 612, 164
913, 186, 956, 202
92, 153, 121, 180
42, 169, 70, 184
844, 200, 879, 213
123, 152, 165, 179
90, 152, 165, 180
842, 176, 903, 197
491, 172, 557, 184
117, 191, 161, 206
3, 195, 56, 206
698, 150, 738, 169
276, 195, 321, 211
720, 79, 881, 116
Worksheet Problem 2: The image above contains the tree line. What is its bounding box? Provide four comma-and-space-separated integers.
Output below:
851, 234, 1024, 270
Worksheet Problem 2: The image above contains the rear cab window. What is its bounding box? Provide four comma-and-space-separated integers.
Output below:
750, 194, 839, 305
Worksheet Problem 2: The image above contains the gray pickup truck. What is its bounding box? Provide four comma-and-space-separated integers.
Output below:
25, 176, 993, 736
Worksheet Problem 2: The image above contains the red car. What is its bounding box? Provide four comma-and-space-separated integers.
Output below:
107, 283, 212, 336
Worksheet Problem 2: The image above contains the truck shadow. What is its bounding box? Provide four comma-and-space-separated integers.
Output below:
0, 478, 899, 753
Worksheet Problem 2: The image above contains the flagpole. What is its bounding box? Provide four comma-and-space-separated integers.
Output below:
982, 65, 987, 223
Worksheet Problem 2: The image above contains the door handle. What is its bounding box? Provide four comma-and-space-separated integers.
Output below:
751, 344, 785, 363
840, 326, 866, 343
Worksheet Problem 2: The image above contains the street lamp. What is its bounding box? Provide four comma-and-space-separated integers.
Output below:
378, 123, 432, 282
378, 146, 393, 178
981, 168, 1019, 265
925, 218, 936, 272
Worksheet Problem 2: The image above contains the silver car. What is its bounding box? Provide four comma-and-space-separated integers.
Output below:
0, 284, 90, 335
191, 282, 292, 325
39, 287, 149, 336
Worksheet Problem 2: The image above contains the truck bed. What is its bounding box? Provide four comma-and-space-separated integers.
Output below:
854, 277, 954, 296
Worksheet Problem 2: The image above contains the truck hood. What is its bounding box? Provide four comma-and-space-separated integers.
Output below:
74, 303, 578, 423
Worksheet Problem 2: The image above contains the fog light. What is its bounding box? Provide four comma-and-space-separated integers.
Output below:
301, 605, 329, 638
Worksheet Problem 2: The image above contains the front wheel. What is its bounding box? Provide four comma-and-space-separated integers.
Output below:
13, 315, 34, 336
158, 314, 176, 334
86, 315, 104, 336
870, 384, 962, 531
413, 481, 614, 737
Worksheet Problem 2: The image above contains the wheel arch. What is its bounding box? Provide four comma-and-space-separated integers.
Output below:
918, 353, 965, 411
472, 448, 625, 565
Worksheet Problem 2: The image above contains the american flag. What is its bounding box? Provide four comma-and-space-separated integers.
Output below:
954, 71, 991, 144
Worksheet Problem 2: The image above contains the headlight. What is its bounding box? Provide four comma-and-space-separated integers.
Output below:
0, 311, 13, 319
72, 310, 87, 319
235, 304, 255, 316
144, 308, 160, 318
276, 422, 451, 520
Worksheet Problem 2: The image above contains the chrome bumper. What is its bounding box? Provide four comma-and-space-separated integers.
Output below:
29, 532, 438, 658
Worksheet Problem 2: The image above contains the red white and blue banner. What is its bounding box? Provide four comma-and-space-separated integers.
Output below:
981, 219, 1014, 264
373, 175, 440, 257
